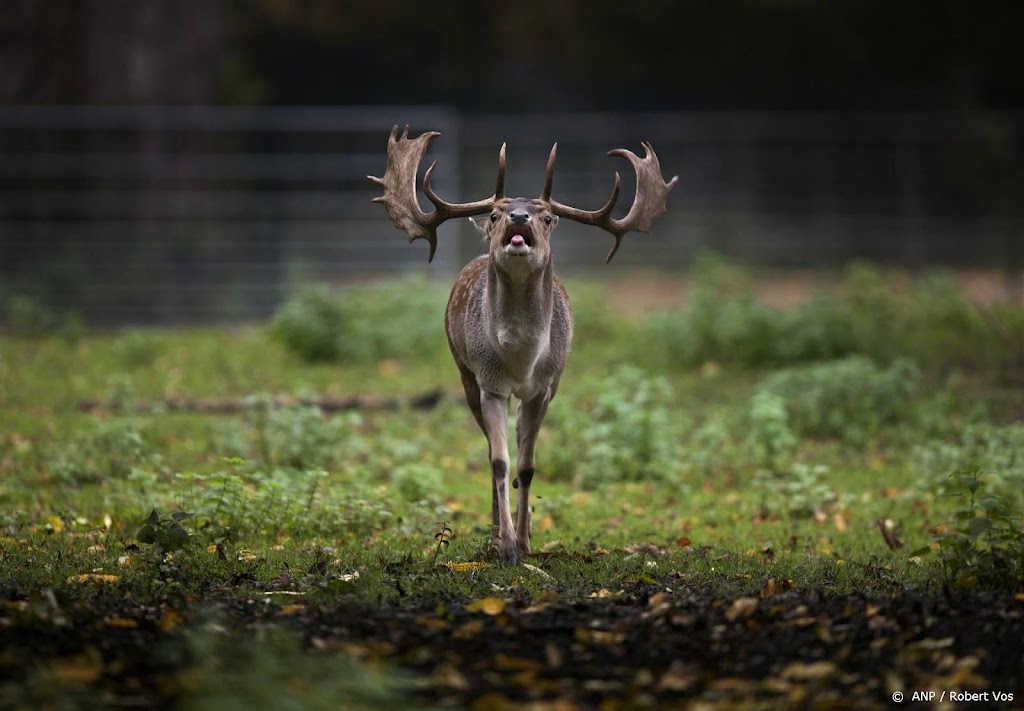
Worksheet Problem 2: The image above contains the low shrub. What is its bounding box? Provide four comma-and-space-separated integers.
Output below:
756, 356, 922, 441
270, 277, 448, 363
545, 365, 681, 486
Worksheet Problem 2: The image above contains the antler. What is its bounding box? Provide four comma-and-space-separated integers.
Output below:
545, 142, 679, 263
368, 125, 503, 263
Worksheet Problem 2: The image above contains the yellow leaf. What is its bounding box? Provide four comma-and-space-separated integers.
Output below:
415, 615, 450, 630
279, 604, 307, 616
574, 627, 625, 646
47, 516, 65, 533
453, 618, 485, 640
724, 597, 758, 622
439, 561, 491, 572
105, 616, 139, 629
50, 655, 102, 685
539, 515, 555, 532
465, 597, 506, 615
494, 653, 542, 672
781, 661, 839, 680
158, 609, 184, 632
67, 574, 119, 585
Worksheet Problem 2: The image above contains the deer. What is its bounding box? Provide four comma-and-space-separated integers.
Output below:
369, 126, 677, 564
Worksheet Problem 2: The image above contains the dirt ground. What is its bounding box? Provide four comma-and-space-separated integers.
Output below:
3, 580, 1022, 709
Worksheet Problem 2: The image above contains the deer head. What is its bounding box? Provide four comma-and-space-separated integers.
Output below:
367, 125, 679, 264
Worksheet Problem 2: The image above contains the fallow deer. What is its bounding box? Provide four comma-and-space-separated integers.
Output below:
369, 126, 677, 564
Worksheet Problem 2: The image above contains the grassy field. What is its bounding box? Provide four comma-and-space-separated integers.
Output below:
2, 258, 1023, 709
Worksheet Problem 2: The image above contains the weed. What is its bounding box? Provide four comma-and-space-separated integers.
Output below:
391, 462, 445, 503
757, 356, 922, 441
136, 509, 196, 558
752, 463, 836, 519
48, 419, 153, 485
913, 423, 1024, 505
271, 277, 448, 363
546, 365, 681, 486
914, 470, 1024, 587
745, 390, 797, 472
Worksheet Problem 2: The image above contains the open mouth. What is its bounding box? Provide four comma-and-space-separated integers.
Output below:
503, 225, 534, 252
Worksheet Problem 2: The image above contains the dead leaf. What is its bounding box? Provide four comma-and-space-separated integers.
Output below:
675, 536, 691, 548
452, 618, 485, 640
877, 518, 904, 550
781, 661, 838, 680
415, 615, 450, 630
465, 597, 506, 615
656, 659, 698, 691
494, 653, 542, 672
573, 627, 625, 646
724, 597, 759, 622
439, 561, 491, 572
104, 616, 138, 629
432, 662, 470, 690
158, 608, 184, 632
67, 574, 119, 585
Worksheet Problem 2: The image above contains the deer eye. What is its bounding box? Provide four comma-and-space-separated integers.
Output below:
543, 216, 553, 225
490, 213, 498, 223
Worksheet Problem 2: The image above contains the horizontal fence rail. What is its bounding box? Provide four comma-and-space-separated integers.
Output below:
1, 106, 1021, 325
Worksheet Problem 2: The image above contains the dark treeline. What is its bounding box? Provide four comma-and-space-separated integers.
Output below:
3, 0, 1024, 111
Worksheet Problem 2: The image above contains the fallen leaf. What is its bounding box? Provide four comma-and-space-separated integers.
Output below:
415, 616, 450, 630
877, 518, 904, 550
67, 574, 119, 585
158, 608, 184, 632
466, 597, 506, 615
440, 561, 491, 572
724, 597, 759, 622
656, 659, 698, 691
781, 661, 838, 680
105, 616, 138, 628
675, 536, 692, 548
453, 618, 485, 640
573, 627, 625, 646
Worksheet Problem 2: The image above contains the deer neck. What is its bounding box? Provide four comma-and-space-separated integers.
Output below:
485, 256, 554, 354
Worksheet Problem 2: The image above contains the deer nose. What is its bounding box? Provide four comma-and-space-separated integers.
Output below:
509, 210, 530, 225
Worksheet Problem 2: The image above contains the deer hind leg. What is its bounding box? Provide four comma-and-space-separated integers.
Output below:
479, 389, 518, 564
513, 389, 551, 557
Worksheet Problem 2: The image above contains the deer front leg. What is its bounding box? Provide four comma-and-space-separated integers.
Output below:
513, 390, 550, 557
480, 390, 518, 564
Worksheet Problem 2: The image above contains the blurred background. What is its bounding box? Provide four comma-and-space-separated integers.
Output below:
2, 0, 1022, 326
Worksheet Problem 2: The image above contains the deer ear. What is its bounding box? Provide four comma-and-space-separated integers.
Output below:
468, 215, 488, 237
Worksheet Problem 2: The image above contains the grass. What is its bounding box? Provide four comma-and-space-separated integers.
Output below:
1, 260, 1023, 707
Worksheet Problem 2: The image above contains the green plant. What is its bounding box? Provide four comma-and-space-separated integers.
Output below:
752, 463, 836, 518
271, 278, 448, 363
546, 365, 681, 486
136, 508, 195, 557
112, 329, 165, 368
48, 419, 152, 485
914, 470, 1024, 587
252, 403, 365, 470
391, 462, 445, 503
745, 390, 797, 472
757, 356, 922, 441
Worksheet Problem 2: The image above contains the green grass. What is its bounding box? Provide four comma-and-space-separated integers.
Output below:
2, 263, 1023, 706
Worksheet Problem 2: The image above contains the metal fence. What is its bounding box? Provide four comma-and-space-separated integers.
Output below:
1, 106, 1021, 325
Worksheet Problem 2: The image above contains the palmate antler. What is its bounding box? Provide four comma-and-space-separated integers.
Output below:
367, 125, 504, 263
542, 142, 679, 263
368, 125, 678, 263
